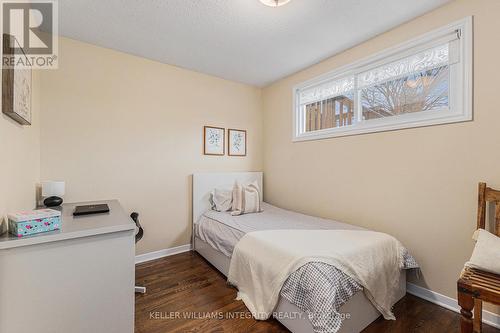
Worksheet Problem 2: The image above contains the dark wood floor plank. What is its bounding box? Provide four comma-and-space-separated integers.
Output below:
135, 252, 500, 333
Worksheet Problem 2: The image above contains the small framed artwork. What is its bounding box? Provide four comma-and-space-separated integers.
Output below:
204, 126, 225, 155
228, 129, 247, 156
2, 34, 32, 125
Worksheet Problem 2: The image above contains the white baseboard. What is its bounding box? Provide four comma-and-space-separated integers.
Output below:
407, 282, 500, 329
135, 244, 192, 264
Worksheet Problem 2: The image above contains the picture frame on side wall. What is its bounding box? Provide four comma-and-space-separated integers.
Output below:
2, 34, 32, 125
203, 126, 225, 155
228, 129, 247, 156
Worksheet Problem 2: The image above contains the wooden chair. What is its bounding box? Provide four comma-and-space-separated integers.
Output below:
457, 182, 500, 333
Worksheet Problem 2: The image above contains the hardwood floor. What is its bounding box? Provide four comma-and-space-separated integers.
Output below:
135, 252, 500, 333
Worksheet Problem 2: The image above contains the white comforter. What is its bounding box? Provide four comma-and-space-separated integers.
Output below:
227, 229, 405, 321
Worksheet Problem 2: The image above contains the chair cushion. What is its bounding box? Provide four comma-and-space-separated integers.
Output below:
466, 229, 500, 275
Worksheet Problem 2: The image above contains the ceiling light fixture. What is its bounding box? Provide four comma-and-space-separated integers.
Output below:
260, 0, 291, 7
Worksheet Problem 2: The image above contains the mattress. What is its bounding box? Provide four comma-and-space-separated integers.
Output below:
195, 203, 418, 333
195, 202, 364, 257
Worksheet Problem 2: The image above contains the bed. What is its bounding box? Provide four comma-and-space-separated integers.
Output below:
192, 172, 413, 333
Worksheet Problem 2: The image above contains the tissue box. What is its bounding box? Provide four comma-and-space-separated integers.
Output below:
8, 209, 61, 237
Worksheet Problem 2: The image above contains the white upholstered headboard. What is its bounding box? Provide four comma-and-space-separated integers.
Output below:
192, 172, 263, 243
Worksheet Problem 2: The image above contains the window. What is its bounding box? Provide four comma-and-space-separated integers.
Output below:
293, 17, 472, 141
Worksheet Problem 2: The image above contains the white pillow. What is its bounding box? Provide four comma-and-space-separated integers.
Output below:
210, 189, 233, 212
231, 181, 262, 216
466, 229, 500, 275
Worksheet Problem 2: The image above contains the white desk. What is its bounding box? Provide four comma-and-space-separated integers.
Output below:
0, 200, 135, 333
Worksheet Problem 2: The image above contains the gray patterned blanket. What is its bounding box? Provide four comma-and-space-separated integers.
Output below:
280, 250, 418, 333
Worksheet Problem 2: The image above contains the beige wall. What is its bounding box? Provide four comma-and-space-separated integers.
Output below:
23, 0, 499, 313
39, 38, 263, 254
263, 0, 500, 305
0, 70, 41, 234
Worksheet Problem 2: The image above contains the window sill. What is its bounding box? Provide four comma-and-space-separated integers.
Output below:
292, 109, 472, 142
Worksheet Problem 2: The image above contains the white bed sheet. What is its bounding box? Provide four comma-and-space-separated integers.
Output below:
195, 202, 363, 257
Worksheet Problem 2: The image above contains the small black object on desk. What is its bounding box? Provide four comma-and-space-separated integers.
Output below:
44, 196, 63, 207
73, 204, 110, 216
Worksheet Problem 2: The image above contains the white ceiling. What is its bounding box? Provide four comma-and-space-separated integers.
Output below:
58, 0, 452, 87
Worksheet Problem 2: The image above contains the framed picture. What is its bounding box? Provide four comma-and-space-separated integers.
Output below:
204, 126, 225, 155
228, 129, 247, 156
2, 34, 32, 125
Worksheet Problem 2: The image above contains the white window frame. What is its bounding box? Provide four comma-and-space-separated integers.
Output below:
292, 17, 473, 142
